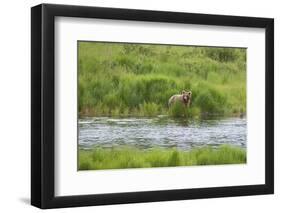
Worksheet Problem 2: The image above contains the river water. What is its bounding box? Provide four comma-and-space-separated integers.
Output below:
78, 116, 246, 151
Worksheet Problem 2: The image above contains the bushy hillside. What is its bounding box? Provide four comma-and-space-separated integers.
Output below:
78, 42, 246, 117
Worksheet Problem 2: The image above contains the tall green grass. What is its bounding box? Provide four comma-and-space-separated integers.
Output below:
78, 42, 246, 117
79, 145, 246, 170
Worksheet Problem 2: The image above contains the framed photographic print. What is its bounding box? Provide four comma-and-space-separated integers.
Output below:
31, 3, 274, 209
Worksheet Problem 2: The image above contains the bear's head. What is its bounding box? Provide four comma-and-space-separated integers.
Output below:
181, 90, 192, 103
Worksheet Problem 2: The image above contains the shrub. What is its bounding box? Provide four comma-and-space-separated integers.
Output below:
204, 48, 240, 62
194, 87, 227, 114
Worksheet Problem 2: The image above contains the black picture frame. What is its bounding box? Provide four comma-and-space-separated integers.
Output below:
31, 3, 274, 209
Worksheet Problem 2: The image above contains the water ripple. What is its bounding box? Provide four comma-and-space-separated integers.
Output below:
78, 116, 247, 150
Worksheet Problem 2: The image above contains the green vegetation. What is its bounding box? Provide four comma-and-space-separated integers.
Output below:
78, 42, 246, 117
78, 145, 246, 170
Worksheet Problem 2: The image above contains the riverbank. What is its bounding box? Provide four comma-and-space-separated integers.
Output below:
79, 105, 246, 119
78, 145, 246, 170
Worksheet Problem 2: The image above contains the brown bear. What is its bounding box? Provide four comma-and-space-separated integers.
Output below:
168, 90, 192, 107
